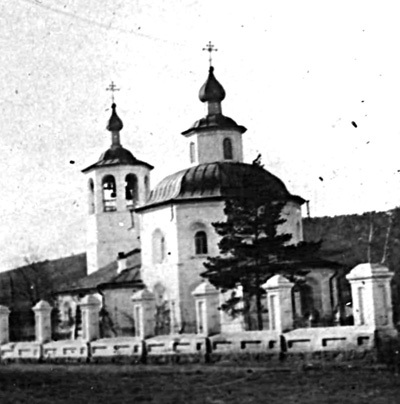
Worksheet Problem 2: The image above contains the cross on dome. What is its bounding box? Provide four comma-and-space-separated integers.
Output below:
106, 81, 120, 103
202, 41, 218, 66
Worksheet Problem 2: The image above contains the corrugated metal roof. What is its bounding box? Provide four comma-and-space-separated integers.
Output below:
82, 146, 153, 173
182, 113, 246, 136
138, 162, 304, 212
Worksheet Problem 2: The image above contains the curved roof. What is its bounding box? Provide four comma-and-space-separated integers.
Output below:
182, 113, 247, 136
137, 162, 304, 211
82, 145, 154, 173
99, 146, 136, 164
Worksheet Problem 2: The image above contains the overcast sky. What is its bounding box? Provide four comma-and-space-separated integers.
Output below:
1, 1, 399, 271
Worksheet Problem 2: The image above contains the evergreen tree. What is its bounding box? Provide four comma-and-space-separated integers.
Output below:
201, 157, 320, 330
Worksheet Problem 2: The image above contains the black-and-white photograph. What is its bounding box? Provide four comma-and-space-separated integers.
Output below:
1, 1, 400, 403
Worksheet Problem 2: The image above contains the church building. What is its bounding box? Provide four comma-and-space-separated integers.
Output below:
55, 55, 340, 338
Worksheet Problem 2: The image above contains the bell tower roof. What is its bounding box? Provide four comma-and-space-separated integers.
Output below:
82, 99, 153, 174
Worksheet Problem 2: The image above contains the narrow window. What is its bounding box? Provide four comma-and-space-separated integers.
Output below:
144, 176, 150, 199
88, 179, 95, 214
189, 142, 196, 163
153, 230, 166, 263
223, 138, 233, 160
125, 174, 138, 210
160, 236, 166, 261
102, 175, 117, 212
195, 231, 208, 255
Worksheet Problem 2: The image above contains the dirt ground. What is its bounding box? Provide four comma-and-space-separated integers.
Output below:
1, 363, 400, 404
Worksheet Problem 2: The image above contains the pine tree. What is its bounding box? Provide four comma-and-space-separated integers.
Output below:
201, 157, 320, 330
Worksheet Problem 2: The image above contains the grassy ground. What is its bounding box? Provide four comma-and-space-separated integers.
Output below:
1, 363, 400, 404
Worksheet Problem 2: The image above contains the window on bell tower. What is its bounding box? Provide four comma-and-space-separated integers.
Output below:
88, 179, 95, 214
102, 175, 117, 212
125, 174, 138, 210
144, 176, 150, 200
189, 142, 196, 163
223, 138, 233, 160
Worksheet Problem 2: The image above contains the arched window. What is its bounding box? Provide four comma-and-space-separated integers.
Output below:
144, 176, 150, 199
153, 229, 166, 263
125, 174, 138, 210
88, 179, 95, 214
189, 142, 196, 163
160, 236, 166, 261
102, 175, 117, 212
194, 231, 208, 255
223, 138, 233, 160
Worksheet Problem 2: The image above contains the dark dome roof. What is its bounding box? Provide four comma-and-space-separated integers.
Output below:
181, 113, 246, 136
82, 145, 153, 173
99, 146, 136, 164
199, 66, 226, 103
137, 162, 304, 211
106, 103, 123, 132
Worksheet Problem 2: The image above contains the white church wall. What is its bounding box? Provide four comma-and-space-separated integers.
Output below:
86, 165, 150, 274
139, 196, 304, 335
174, 201, 226, 333
139, 204, 181, 330
196, 129, 244, 164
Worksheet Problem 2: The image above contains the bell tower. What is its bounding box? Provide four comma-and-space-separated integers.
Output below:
182, 42, 247, 165
82, 95, 153, 275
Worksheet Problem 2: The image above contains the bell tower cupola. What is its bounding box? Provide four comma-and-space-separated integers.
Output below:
107, 103, 123, 147
82, 83, 153, 275
182, 42, 247, 166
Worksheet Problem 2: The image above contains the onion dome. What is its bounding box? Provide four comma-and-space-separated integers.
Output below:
136, 162, 304, 211
199, 66, 226, 103
182, 66, 246, 136
106, 103, 123, 132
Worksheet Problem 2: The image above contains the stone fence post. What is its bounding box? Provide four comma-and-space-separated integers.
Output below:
131, 289, 156, 339
346, 263, 395, 329
263, 275, 294, 333
80, 295, 101, 342
192, 282, 220, 335
0, 305, 10, 345
32, 300, 52, 343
